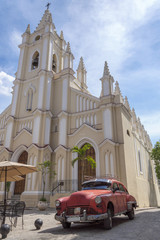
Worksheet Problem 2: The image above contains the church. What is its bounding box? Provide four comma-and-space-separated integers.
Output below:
0, 9, 159, 207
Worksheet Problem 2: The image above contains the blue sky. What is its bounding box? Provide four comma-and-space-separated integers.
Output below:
0, 0, 160, 145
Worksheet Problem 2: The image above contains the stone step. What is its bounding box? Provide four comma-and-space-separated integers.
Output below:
11, 195, 21, 201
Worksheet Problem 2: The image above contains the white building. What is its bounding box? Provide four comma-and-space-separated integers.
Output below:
0, 9, 159, 207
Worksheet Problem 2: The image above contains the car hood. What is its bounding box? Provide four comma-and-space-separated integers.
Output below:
67, 189, 111, 206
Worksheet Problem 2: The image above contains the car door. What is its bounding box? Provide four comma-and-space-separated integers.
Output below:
119, 184, 127, 212
112, 182, 122, 214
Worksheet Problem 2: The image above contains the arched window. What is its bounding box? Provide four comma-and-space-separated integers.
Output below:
78, 144, 96, 190
52, 54, 57, 72
105, 153, 109, 176
110, 153, 114, 177
31, 51, 39, 70
83, 98, 86, 111
26, 89, 33, 111
76, 118, 79, 128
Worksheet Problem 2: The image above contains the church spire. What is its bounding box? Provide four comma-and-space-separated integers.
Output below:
77, 57, 87, 90
66, 42, 71, 53
100, 61, 114, 97
77, 57, 85, 70
114, 81, 121, 95
60, 30, 64, 40
103, 61, 110, 77
25, 24, 30, 34
35, 8, 53, 32
124, 96, 131, 112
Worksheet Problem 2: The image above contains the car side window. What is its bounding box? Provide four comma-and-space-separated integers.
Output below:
119, 184, 125, 192
113, 183, 118, 190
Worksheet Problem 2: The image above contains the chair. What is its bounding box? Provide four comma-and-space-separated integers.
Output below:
11, 201, 26, 229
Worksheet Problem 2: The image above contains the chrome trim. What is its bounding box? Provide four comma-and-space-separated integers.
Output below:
127, 201, 137, 210
55, 211, 108, 223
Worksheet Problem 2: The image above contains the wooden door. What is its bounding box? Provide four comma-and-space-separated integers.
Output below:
14, 151, 28, 195
78, 145, 96, 190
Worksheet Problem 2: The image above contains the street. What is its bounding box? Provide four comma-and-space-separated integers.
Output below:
6, 208, 160, 240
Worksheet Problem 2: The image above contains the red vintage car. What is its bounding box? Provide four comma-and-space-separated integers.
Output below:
55, 178, 137, 230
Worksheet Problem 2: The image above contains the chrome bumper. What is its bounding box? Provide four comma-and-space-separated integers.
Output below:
55, 212, 108, 223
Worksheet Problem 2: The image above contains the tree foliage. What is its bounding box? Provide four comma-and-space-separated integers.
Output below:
71, 143, 96, 183
150, 140, 160, 179
38, 160, 55, 201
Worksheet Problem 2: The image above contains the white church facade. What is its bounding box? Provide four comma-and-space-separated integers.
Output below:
0, 9, 159, 207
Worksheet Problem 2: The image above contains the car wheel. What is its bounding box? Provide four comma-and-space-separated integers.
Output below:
128, 207, 135, 220
104, 208, 112, 230
61, 222, 71, 229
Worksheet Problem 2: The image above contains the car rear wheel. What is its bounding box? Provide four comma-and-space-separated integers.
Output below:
127, 207, 135, 220
61, 222, 71, 229
104, 208, 112, 230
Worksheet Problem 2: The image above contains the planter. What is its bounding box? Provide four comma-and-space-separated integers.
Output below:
37, 201, 48, 211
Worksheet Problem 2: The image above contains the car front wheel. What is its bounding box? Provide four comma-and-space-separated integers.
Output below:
127, 207, 135, 220
61, 222, 71, 229
104, 208, 112, 230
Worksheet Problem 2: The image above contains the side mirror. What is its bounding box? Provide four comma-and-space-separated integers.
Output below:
113, 187, 119, 193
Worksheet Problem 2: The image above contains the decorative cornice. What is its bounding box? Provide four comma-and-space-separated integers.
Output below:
38, 69, 54, 78
27, 143, 53, 153
54, 144, 70, 153
32, 108, 53, 118
57, 111, 69, 118
99, 138, 121, 148
68, 123, 102, 137
0, 147, 13, 155
13, 128, 32, 141
71, 87, 99, 102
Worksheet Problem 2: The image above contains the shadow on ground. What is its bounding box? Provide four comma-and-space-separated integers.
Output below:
37, 209, 160, 240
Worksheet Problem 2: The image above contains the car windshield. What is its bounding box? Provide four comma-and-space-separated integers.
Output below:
82, 181, 111, 190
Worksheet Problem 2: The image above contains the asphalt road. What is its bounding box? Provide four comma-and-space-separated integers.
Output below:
4, 208, 160, 240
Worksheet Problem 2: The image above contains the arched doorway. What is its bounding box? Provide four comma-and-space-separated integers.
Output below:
14, 151, 28, 195
78, 144, 96, 190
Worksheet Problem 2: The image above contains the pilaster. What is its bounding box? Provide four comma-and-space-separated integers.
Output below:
4, 116, 15, 149
58, 112, 68, 146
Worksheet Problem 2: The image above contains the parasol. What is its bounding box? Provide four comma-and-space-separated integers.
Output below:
0, 160, 37, 224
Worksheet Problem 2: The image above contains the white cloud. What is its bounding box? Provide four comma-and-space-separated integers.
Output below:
140, 111, 160, 141
61, 0, 160, 98
9, 30, 22, 54
0, 71, 14, 96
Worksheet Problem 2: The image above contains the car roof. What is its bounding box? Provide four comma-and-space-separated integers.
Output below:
82, 178, 112, 186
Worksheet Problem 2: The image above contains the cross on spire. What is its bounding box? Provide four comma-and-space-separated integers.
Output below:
46, 2, 51, 10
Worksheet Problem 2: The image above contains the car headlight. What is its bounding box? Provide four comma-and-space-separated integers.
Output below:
95, 196, 102, 204
55, 200, 61, 207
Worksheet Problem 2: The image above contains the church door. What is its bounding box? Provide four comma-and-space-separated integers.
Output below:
14, 151, 28, 195
78, 144, 96, 190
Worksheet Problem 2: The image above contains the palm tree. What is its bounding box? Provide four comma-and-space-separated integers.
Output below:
71, 143, 96, 183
